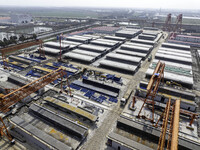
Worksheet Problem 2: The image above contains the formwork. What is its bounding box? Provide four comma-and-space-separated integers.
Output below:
29, 104, 88, 139
83, 78, 120, 93
8, 75, 29, 86
155, 53, 192, 65
9, 55, 32, 65
121, 44, 150, 53
117, 116, 200, 150
33, 66, 52, 74
130, 38, 156, 46
106, 53, 142, 65
44, 96, 98, 122
10, 116, 72, 150
115, 49, 146, 60
72, 80, 118, 97
162, 42, 190, 51
99, 60, 137, 74
107, 132, 153, 150
63, 52, 96, 63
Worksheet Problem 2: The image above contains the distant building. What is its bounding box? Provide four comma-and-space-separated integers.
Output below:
10, 14, 33, 24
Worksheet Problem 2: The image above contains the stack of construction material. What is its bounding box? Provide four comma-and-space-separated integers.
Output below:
42, 41, 70, 55
115, 29, 142, 39
146, 42, 193, 88
63, 37, 122, 64
114, 42, 153, 60
99, 52, 142, 74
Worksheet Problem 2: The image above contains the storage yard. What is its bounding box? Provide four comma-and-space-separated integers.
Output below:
0, 22, 200, 150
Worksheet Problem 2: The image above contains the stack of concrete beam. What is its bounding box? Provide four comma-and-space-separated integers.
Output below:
138, 34, 156, 41
99, 53, 142, 74
114, 42, 153, 60
63, 43, 109, 63
44, 41, 69, 51
115, 29, 142, 39
90, 38, 121, 49
130, 38, 156, 46
66, 35, 94, 44
82, 34, 100, 39
146, 43, 193, 88
161, 42, 190, 51
38, 47, 62, 55
62, 40, 82, 50
103, 35, 126, 42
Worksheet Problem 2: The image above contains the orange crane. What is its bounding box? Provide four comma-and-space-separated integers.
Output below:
0, 67, 69, 113
137, 61, 165, 123
157, 99, 180, 150
0, 116, 15, 143
0, 40, 43, 68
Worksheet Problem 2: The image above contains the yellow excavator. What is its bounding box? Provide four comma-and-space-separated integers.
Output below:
166, 81, 182, 87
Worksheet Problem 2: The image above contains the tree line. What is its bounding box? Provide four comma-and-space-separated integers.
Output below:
0, 34, 37, 48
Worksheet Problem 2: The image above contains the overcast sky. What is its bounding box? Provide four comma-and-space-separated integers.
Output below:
1, 0, 200, 10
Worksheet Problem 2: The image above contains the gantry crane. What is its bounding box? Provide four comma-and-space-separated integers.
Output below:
0, 67, 71, 143
0, 67, 69, 113
163, 13, 172, 32
157, 99, 180, 150
0, 40, 43, 68
170, 14, 183, 39
0, 116, 15, 143
137, 61, 165, 123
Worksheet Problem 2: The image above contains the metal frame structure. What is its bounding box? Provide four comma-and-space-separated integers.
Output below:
0, 67, 67, 113
0, 40, 43, 68
135, 96, 198, 126
137, 61, 165, 123
157, 99, 180, 150
0, 116, 14, 143
163, 13, 172, 32
157, 98, 171, 150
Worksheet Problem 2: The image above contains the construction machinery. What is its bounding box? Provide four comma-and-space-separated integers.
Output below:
137, 61, 165, 123
0, 67, 70, 113
163, 13, 172, 32
157, 99, 180, 150
0, 116, 15, 143
166, 81, 182, 88
170, 14, 183, 39
0, 40, 43, 68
